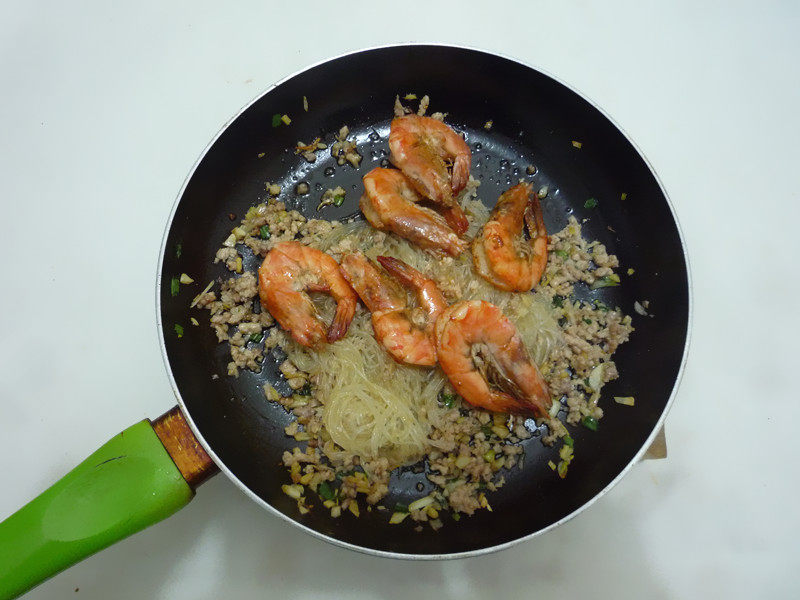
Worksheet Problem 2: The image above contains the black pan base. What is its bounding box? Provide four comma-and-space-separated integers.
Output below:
159, 45, 689, 556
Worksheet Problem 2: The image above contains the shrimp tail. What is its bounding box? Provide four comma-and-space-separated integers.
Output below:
377, 255, 447, 328
327, 298, 356, 342
451, 154, 470, 194
376, 256, 425, 288
524, 193, 547, 241
440, 204, 469, 236
524, 193, 549, 284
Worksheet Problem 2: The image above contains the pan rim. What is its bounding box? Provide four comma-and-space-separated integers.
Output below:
155, 42, 693, 560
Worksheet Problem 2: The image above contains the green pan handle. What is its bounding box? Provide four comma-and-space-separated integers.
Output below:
0, 408, 214, 600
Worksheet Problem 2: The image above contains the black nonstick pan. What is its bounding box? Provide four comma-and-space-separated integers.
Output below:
0, 44, 690, 598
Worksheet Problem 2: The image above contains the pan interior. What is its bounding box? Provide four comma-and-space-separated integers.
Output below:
159, 46, 689, 556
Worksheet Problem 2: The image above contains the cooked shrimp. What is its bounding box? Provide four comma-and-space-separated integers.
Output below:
339, 252, 447, 366
472, 183, 548, 292
438, 204, 469, 236
435, 300, 552, 416
361, 167, 467, 257
389, 114, 471, 207
258, 241, 357, 347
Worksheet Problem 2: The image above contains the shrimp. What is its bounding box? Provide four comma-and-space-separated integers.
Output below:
435, 300, 552, 416
339, 252, 447, 366
389, 114, 471, 206
360, 167, 467, 257
389, 114, 471, 235
258, 241, 357, 348
472, 182, 548, 292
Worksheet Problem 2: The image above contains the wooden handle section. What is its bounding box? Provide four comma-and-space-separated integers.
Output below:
151, 407, 219, 488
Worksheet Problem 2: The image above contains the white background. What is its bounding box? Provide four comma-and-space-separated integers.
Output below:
1, 1, 797, 598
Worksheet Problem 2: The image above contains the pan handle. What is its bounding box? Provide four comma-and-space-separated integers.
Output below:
0, 407, 217, 600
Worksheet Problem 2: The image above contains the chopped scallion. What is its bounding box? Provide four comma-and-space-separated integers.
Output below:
271, 113, 282, 127
552, 295, 565, 308
555, 249, 569, 260
389, 511, 408, 524
174, 324, 184, 338
317, 481, 334, 501
583, 318, 592, 325
563, 435, 574, 447
394, 502, 409, 513
584, 197, 598, 209
333, 194, 345, 206
483, 450, 495, 463
249, 333, 263, 344
175, 243, 182, 258
170, 277, 180, 296
408, 496, 435, 512
581, 416, 599, 431
259, 225, 271, 239
439, 391, 457, 408
590, 275, 621, 290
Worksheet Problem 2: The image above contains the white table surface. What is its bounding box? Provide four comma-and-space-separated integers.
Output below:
1, 1, 798, 598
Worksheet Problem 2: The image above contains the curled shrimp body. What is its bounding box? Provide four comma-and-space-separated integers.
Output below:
361, 167, 467, 257
258, 241, 357, 348
389, 114, 471, 207
472, 183, 548, 292
340, 252, 447, 366
389, 115, 471, 235
435, 300, 552, 416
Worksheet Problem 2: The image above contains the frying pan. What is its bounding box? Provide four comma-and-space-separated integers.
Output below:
0, 44, 690, 598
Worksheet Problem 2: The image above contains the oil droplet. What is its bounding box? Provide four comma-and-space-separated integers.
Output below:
314, 182, 323, 191
474, 142, 482, 151
499, 159, 509, 170
512, 167, 520, 176
415, 482, 424, 492
368, 131, 380, 142
324, 167, 335, 177
380, 158, 391, 168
